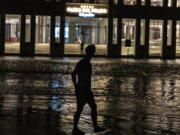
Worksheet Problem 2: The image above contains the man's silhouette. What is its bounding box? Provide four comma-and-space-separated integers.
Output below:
72, 44, 105, 135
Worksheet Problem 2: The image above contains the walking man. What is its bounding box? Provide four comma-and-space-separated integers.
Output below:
72, 44, 104, 135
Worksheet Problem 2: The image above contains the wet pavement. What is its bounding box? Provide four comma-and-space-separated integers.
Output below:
0, 57, 180, 135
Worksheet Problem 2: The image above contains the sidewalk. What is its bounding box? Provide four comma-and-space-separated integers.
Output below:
0, 56, 180, 76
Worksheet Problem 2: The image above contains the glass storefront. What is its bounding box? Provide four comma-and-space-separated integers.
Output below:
123, 0, 137, 5
177, 1, 180, 7
121, 19, 136, 56
55, 16, 61, 44
66, 0, 108, 4
1, 1, 180, 58
168, 0, 173, 7
167, 20, 172, 46
141, 0, 145, 5
113, 18, 118, 45
149, 20, 163, 56
5, 15, 21, 54
140, 19, 145, 45
64, 17, 108, 55
35, 16, 51, 55
176, 21, 180, 56
151, 0, 163, 6
25, 15, 31, 43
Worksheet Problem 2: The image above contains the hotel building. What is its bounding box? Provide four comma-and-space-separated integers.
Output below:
0, 0, 180, 59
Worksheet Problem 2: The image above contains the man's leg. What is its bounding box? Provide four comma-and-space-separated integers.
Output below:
72, 97, 85, 134
87, 92, 98, 130
73, 104, 83, 130
88, 92, 105, 132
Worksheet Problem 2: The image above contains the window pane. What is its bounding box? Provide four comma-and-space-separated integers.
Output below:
149, 20, 163, 56
55, 16, 61, 43
176, 21, 180, 56
5, 15, 21, 54
140, 19, 145, 45
114, 0, 118, 4
151, 0, 163, 6
177, 1, 180, 7
121, 19, 136, 56
35, 16, 51, 54
123, 0, 137, 5
168, 0, 173, 7
25, 15, 31, 43
95, 0, 108, 4
141, 0, 145, 5
167, 20, 172, 46
64, 17, 108, 55
113, 18, 118, 44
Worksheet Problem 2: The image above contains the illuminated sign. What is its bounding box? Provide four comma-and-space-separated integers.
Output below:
66, 4, 108, 17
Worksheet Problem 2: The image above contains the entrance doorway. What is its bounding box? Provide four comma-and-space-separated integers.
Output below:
64, 17, 108, 55
35, 16, 51, 55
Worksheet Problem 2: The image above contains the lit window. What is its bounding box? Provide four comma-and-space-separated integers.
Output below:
151, 0, 163, 6
177, 1, 180, 7
95, 0, 108, 4
113, 0, 118, 4
123, 0, 137, 5
168, 0, 173, 7
149, 20, 163, 56
141, 0, 145, 5
113, 18, 118, 44
176, 21, 180, 56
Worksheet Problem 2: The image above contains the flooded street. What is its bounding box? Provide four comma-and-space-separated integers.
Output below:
0, 57, 180, 135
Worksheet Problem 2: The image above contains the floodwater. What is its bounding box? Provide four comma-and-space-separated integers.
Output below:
0, 58, 180, 135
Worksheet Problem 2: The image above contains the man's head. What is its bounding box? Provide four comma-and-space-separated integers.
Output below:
85, 44, 96, 58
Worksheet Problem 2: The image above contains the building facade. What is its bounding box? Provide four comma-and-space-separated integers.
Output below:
0, 0, 180, 59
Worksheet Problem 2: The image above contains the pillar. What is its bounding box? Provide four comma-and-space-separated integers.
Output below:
135, 18, 142, 58
107, 17, 113, 57
60, 14, 65, 56
50, 15, 55, 57
20, 15, 35, 57
171, 20, 176, 58
20, 14, 25, 56
31, 15, 36, 56
117, 18, 122, 56
0, 13, 5, 56
162, 20, 167, 59
144, 19, 150, 58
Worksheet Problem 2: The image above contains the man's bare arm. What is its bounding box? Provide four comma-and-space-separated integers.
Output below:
72, 70, 77, 87
72, 65, 78, 90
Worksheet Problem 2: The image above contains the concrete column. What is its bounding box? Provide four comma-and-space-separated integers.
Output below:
21, 15, 35, 57
107, 17, 113, 57
135, 18, 141, 58
31, 15, 36, 56
118, 0, 123, 6
162, 20, 167, 58
50, 15, 55, 56
144, 19, 150, 58
117, 18, 122, 56
0, 13, 5, 56
171, 20, 176, 58
136, 0, 141, 6
60, 14, 65, 56
146, 0, 150, 6
20, 14, 25, 56
163, 0, 168, 7
173, 0, 177, 7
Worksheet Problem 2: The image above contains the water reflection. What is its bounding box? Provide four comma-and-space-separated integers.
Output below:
0, 70, 179, 134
